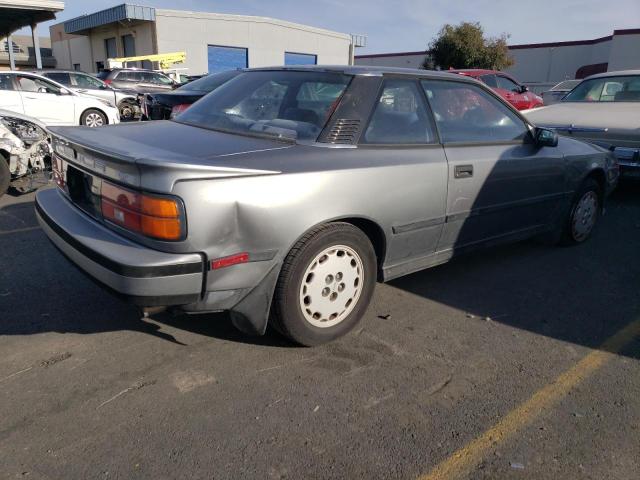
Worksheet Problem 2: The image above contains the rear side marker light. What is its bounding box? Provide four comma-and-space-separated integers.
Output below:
211, 253, 249, 270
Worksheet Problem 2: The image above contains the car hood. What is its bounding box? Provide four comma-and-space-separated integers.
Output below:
523, 102, 640, 147
48, 121, 293, 190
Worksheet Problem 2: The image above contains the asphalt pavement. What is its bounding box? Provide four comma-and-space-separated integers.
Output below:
1, 181, 639, 479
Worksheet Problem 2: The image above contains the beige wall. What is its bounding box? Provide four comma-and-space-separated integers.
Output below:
153, 10, 351, 75
51, 20, 156, 72
608, 33, 640, 71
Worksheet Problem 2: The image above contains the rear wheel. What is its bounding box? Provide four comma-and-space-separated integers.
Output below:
0, 154, 10, 197
81, 109, 107, 127
270, 223, 377, 346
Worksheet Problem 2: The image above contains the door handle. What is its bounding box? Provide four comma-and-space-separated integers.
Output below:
454, 164, 474, 178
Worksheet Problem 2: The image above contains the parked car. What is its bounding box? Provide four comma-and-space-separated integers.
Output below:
523, 70, 640, 177
141, 70, 242, 120
36, 66, 618, 346
0, 108, 51, 197
36, 70, 140, 120
0, 71, 120, 127
541, 79, 581, 105
449, 69, 544, 110
96, 68, 179, 93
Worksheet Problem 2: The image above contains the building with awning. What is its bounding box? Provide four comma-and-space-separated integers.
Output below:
51, 3, 354, 75
0, 0, 64, 70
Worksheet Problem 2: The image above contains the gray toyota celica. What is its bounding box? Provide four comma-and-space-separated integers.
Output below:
35, 66, 619, 346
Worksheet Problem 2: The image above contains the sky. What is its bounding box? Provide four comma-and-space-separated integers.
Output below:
18, 0, 640, 54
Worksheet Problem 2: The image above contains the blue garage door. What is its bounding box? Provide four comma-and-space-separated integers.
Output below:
207, 45, 248, 73
285, 52, 317, 66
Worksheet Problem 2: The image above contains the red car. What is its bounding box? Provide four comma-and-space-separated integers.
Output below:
449, 69, 544, 110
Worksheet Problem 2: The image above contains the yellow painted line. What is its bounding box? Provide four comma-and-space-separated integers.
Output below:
419, 318, 640, 480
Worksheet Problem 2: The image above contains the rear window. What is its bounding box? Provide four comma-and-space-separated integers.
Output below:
176, 70, 351, 142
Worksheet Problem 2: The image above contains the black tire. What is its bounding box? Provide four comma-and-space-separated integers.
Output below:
559, 178, 602, 245
0, 154, 10, 197
80, 109, 107, 127
270, 222, 377, 346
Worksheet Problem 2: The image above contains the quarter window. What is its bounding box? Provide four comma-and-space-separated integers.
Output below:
421, 80, 528, 143
363, 79, 437, 144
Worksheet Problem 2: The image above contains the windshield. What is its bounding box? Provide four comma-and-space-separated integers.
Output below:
563, 75, 640, 102
551, 80, 580, 91
175, 70, 352, 141
177, 70, 241, 93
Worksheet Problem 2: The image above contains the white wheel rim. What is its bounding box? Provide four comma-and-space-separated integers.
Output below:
572, 191, 598, 241
299, 244, 364, 328
85, 112, 104, 127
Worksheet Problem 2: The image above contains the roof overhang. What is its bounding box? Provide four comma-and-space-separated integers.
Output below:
64, 3, 155, 35
0, 0, 64, 37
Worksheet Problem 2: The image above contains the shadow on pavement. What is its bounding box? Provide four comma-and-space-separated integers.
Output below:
389, 180, 640, 359
1, 181, 638, 356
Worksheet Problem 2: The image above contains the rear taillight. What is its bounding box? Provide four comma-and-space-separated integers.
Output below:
103, 79, 112, 86
100, 180, 184, 241
170, 103, 191, 118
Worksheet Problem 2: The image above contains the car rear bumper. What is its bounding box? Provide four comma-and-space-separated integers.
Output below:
35, 188, 204, 306
614, 147, 640, 177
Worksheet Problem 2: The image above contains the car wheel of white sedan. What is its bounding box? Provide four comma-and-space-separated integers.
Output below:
562, 178, 601, 245
271, 222, 377, 346
81, 109, 107, 128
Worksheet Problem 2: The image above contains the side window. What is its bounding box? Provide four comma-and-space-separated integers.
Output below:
496, 76, 521, 92
0, 74, 15, 91
45, 72, 71, 86
153, 73, 173, 85
480, 74, 497, 88
17, 76, 61, 94
421, 80, 528, 143
363, 79, 436, 144
72, 73, 104, 89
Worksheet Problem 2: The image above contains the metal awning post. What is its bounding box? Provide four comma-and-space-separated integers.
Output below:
7, 35, 16, 69
31, 23, 42, 69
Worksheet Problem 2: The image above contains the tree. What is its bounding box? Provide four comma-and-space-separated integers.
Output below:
424, 22, 514, 71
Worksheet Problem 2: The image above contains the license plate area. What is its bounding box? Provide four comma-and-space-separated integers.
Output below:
62, 161, 103, 219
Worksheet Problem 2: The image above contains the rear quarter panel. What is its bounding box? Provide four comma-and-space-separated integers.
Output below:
171, 144, 449, 291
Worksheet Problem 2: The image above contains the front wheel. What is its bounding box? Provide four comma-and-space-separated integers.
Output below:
270, 223, 377, 346
81, 109, 107, 127
560, 178, 602, 245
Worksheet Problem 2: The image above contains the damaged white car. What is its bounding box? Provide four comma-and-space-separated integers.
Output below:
0, 109, 52, 197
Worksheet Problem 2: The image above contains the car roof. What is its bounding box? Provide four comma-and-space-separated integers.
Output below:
448, 69, 499, 76
244, 64, 479, 82
584, 69, 640, 80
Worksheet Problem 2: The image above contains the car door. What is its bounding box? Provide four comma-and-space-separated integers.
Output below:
420, 79, 566, 254
359, 77, 448, 268
0, 74, 24, 114
495, 75, 526, 109
15, 74, 75, 125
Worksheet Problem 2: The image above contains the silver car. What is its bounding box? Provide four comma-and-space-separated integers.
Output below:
35, 66, 619, 345
540, 79, 581, 105
524, 70, 640, 177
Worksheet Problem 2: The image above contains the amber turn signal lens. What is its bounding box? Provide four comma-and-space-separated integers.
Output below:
100, 180, 184, 241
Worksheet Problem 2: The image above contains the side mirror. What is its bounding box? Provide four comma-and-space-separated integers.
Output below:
59, 88, 71, 95
520, 85, 529, 93
535, 128, 558, 147
37, 86, 48, 94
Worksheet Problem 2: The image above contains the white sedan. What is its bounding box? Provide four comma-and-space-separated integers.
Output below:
0, 71, 119, 127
